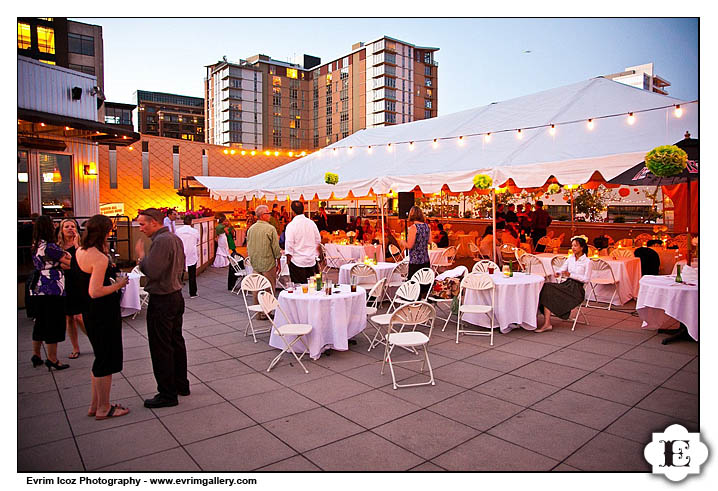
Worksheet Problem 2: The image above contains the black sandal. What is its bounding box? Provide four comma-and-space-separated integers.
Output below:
95, 404, 130, 420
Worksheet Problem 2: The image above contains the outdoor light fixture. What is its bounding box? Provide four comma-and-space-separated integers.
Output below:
387, 143, 393, 152
241, 150, 246, 156
587, 119, 594, 130
516, 129, 523, 139
65, 126, 71, 131
674, 105, 683, 118
265, 150, 270, 156
483, 133, 491, 143
83, 162, 98, 176
128, 146, 134, 151
368, 146, 373, 154
627, 112, 636, 125
274, 151, 279, 156
432, 138, 438, 149
230, 149, 236, 155
251, 151, 256, 156
223, 149, 229, 154
288, 151, 293, 157
549, 124, 556, 136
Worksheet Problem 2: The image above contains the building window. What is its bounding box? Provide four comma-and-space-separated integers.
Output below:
326, 73, 332, 86
37, 26, 55, 54
68, 32, 93, 56
18, 150, 30, 216
425, 109, 432, 119
386, 113, 396, 124
425, 78, 432, 87
425, 100, 432, 109
273, 136, 282, 146
287, 68, 298, 79
39, 152, 73, 217
68, 63, 95, 75
17, 23, 31, 50
273, 76, 281, 86
425, 66, 432, 76
426, 89, 432, 97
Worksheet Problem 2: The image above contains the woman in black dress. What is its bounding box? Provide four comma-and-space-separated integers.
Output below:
535, 237, 592, 333
75, 215, 130, 420
57, 218, 85, 359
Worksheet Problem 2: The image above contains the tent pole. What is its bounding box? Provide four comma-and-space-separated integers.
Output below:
570, 188, 575, 238
686, 178, 692, 264
492, 189, 497, 264
380, 195, 386, 262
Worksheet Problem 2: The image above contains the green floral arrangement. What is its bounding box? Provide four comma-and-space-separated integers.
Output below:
645, 145, 687, 178
546, 183, 560, 195
472, 174, 493, 189
325, 172, 339, 185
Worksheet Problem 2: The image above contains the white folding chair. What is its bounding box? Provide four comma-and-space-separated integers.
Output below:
361, 278, 388, 351
369, 280, 421, 351
384, 260, 409, 303
585, 258, 619, 310
472, 260, 499, 273
381, 302, 437, 390
553, 268, 590, 331
467, 241, 482, 261
610, 248, 634, 259
228, 255, 247, 294
520, 254, 551, 280
388, 243, 403, 262
456, 273, 495, 345
615, 238, 633, 248
427, 273, 466, 332
550, 256, 566, 277
514, 247, 527, 271
257, 291, 312, 374
240, 274, 273, 342
319, 243, 348, 274
349, 263, 378, 289
131, 265, 149, 319
409, 267, 435, 302
535, 236, 552, 252
432, 246, 456, 273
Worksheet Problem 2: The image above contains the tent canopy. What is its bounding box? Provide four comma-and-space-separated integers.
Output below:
196, 77, 698, 201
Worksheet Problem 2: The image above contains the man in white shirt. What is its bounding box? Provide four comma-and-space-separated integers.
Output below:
163, 209, 178, 234
284, 200, 321, 284
175, 215, 200, 297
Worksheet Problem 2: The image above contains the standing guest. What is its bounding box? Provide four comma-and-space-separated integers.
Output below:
280, 206, 290, 227
213, 213, 231, 269
269, 209, 282, 235
531, 200, 553, 252
176, 216, 200, 298
505, 204, 519, 224
399, 206, 431, 298
29, 215, 72, 370
479, 225, 500, 259
535, 237, 591, 333
428, 220, 440, 244
135, 208, 189, 408
57, 218, 86, 359
436, 223, 450, 248
315, 206, 329, 232
381, 223, 403, 260
163, 209, 178, 234
517, 204, 532, 236
246, 205, 282, 318
75, 215, 130, 419
285, 200, 321, 284
495, 204, 507, 230
246, 210, 257, 229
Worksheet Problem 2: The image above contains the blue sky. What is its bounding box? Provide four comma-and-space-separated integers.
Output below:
80, 17, 698, 114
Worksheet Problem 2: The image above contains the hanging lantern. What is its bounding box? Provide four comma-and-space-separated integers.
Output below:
619, 188, 630, 197
51, 167, 62, 183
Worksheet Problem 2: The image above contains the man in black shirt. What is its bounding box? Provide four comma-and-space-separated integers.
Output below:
505, 204, 518, 224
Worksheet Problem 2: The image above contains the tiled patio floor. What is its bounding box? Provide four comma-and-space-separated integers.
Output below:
17, 267, 698, 472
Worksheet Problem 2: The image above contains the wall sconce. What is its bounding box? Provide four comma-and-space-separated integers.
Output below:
83, 162, 98, 176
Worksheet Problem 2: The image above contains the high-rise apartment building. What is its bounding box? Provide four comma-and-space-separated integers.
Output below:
204, 36, 438, 151
17, 17, 105, 118
605, 63, 670, 95
134, 90, 205, 142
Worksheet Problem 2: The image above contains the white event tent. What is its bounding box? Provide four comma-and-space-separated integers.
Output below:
195, 77, 697, 202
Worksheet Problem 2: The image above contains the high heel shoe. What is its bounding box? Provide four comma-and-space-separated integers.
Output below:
45, 359, 69, 371
31, 355, 43, 368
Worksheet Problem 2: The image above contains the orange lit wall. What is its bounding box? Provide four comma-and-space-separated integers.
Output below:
98, 134, 299, 216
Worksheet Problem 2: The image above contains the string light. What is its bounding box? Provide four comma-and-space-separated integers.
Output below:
288, 151, 293, 157
587, 119, 594, 130
432, 138, 438, 149
483, 133, 491, 143
387, 143, 393, 152
265, 150, 271, 156
128, 146, 133, 151
516, 129, 523, 139
300, 151, 306, 156
627, 112, 635, 125
223, 149, 229, 155
409, 141, 415, 151
230, 149, 236, 155
674, 105, 683, 118
367, 145, 373, 154
241, 150, 247, 156
274, 151, 279, 156
549, 124, 556, 136
251, 151, 256, 156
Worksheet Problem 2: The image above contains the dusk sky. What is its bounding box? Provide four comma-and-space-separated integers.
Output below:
81, 17, 698, 115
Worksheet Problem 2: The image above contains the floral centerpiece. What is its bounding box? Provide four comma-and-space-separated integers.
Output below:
325, 172, 339, 185
645, 145, 688, 178
546, 183, 560, 195
472, 174, 493, 190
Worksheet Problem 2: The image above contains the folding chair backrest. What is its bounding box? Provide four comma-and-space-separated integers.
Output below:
610, 248, 634, 259
591, 258, 615, 282
634, 233, 652, 246
514, 248, 527, 269
460, 272, 495, 292
394, 280, 420, 303
388, 244, 401, 260
587, 245, 598, 257
228, 255, 243, 273
367, 278, 387, 309
537, 236, 551, 247
443, 246, 457, 263
550, 256, 566, 276
468, 242, 480, 254
389, 301, 436, 336
257, 290, 278, 315
410, 267, 435, 287
472, 260, 499, 273
520, 254, 547, 276
244, 256, 252, 269
241, 273, 272, 292
350, 264, 378, 285
391, 261, 409, 280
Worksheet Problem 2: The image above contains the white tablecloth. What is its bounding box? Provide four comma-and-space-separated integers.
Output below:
671, 259, 698, 276
120, 273, 142, 317
270, 285, 367, 359
325, 243, 384, 267
462, 272, 544, 333
636, 275, 698, 341
429, 248, 447, 266
338, 261, 401, 285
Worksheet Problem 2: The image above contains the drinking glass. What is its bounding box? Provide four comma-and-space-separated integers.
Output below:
487, 266, 495, 274
287, 282, 294, 294
301, 284, 309, 294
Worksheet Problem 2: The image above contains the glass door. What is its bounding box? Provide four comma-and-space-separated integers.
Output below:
38, 152, 73, 217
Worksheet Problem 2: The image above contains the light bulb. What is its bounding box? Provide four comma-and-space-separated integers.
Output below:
549, 124, 556, 136
483, 133, 491, 143
367, 146, 373, 154
458, 136, 465, 146
288, 151, 293, 157
223, 149, 229, 155
674, 105, 683, 118
387, 143, 392, 152
300, 151, 306, 156
274, 151, 279, 156
230, 149, 236, 155
516, 129, 523, 139
408, 141, 414, 151
627, 113, 635, 125
432, 138, 438, 149
265, 150, 270, 156
251, 151, 256, 156
587, 119, 594, 130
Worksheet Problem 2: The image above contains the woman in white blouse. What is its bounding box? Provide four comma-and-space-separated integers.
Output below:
535, 236, 591, 333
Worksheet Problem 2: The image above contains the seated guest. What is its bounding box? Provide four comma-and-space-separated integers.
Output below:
535, 237, 591, 333
501, 223, 520, 247
381, 224, 403, 259
479, 226, 498, 258
361, 219, 374, 243
634, 246, 660, 276
436, 223, 449, 248
349, 216, 364, 242
646, 239, 664, 247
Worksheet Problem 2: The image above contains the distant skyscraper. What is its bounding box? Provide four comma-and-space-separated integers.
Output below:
605, 63, 670, 95
134, 90, 205, 142
204, 36, 439, 151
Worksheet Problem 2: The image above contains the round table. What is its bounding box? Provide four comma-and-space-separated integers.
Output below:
325, 243, 384, 267
429, 248, 447, 266
270, 284, 367, 359
338, 261, 401, 286
120, 272, 142, 317
636, 275, 698, 341
671, 259, 698, 276
462, 272, 544, 333
454, 234, 476, 258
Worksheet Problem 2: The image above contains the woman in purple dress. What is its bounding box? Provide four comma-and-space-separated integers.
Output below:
400, 206, 431, 297
29, 215, 71, 370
